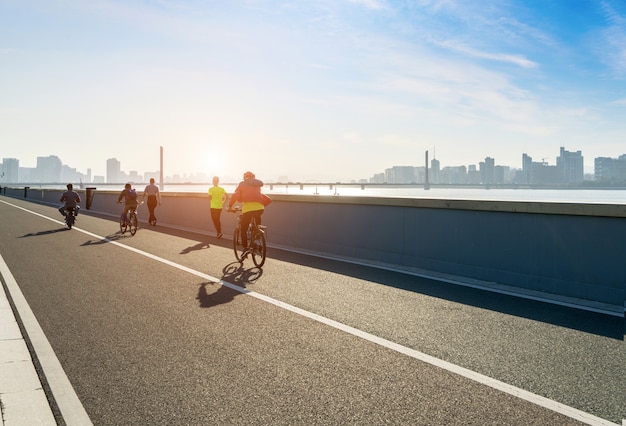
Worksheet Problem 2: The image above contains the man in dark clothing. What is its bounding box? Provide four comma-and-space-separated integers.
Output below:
59, 183, 81, 217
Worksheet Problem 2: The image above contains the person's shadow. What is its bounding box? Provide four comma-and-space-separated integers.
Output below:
196, 282, 240, 308
180, 241, 210, 254
196, 263, 263, 308
81, 233, 124, 245
19, 228, 67, 237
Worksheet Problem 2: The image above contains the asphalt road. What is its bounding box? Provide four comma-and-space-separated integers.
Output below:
1, 195, 624, 425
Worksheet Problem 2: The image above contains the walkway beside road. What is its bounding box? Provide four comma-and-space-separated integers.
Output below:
0, 195, 624, 425
1, 253, 92, 425
1, 258, 56, 425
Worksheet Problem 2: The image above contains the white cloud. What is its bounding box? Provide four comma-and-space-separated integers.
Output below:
434, 40, 538, 68
599, 1, 626, 76
347, 0, 387, 10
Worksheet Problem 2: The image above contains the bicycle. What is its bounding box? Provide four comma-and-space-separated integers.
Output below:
63, 207, 78, 229
229, 206, 267, 267
118, 206, 138, 236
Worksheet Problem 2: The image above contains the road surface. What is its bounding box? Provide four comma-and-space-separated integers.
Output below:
1, 196, 624, 425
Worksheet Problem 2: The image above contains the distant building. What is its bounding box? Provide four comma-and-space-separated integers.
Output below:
521, 153, 533, 184
430, 158, 440, 184
144, 171, 159, 182
415, 166, 426, 183
467, 164, 480, 184
440, 166, 467, 184
385, 166, 416, 184
556, 147, 583, 184
369, 173, 385, 184
1, 158, 19, 183
521, 152, 561, 185
61, 165, 87, 183
107, 158, 122, 183
36, 155, 62, 182
494, 166, 510, 184
533, 162, 559, 184
479, 157, 495, 184
594, 155, 626, 183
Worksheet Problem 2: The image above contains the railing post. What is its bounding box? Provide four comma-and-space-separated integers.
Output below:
86, 187, 96, 210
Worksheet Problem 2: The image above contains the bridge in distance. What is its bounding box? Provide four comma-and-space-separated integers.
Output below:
0, 196, 624, 425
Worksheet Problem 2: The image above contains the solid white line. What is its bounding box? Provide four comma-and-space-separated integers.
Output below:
0, 255, 93, 425
1, 199, 620, 426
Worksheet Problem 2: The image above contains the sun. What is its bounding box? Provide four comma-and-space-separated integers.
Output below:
195, 145, 229, 177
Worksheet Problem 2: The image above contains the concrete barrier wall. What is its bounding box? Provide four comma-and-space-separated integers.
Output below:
8, 186, 626, 312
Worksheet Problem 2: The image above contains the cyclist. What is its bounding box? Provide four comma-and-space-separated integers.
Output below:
228, 171, 265, 250
58, 183, 81, 218
117, 183, 138, 223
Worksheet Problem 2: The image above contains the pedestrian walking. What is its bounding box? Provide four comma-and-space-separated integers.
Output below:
141, 178, 161, 226
208, 176, 227, 238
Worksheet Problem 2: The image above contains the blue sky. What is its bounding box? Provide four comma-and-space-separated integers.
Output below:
2, 0, 625, 182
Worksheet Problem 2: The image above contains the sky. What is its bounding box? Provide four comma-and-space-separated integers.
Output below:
2, 0, 626, 182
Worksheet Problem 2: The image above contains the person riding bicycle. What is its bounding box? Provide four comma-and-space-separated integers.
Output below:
58, 183, 81, 218
228, 171, 266, 250
117, 183, 138, 223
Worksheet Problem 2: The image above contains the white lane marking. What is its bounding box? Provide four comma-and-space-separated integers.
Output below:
0, 254, 93, 425
1, 199, 620, 426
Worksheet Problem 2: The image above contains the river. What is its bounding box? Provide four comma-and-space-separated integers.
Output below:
9, 182, 626, 204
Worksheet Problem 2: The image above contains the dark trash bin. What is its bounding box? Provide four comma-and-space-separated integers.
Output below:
86, 187, 96, 210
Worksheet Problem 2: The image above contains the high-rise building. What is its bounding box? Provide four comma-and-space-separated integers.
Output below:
107, 158, 121, 183
1, 158, 19, 183
36, 155, 63, 182
521, 153, 533, 184
430, 158, 440, 184
594, 155, 626, 183
557, 147, 583, 184
385, 166, 416, 184
480, 157, 495, 184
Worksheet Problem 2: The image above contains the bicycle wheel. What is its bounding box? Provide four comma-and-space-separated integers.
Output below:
250, 230, 266, 268
119, 214, 127, 234
129, 212, 138, 236
233, 227, 245, 262
65, 214, 73, 229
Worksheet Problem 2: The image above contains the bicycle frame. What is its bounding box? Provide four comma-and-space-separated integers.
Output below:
231, 209, 267, 267
119, 207, 138, 236
64, 207, 77, 229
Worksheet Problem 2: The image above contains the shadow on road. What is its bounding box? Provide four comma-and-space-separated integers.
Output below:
197, 282, 240, 308
180, 241, 211, 254
80, 232, 127, 245
19, 228, 68, 237
196, 263, 264, 309
86, 213, 624, 341
221, 262, 263, 286
268, 249, 625, 341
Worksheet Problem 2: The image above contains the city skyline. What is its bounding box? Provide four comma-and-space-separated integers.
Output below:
3, 144, 625, 185
2, 1, 626, 181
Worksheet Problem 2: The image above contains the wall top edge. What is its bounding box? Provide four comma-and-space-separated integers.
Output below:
9, 188, 626, 218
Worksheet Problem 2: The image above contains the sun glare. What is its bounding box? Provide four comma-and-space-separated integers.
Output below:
195, 145, 229, 178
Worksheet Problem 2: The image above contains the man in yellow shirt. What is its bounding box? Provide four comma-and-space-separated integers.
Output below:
208, 176, 227, 238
